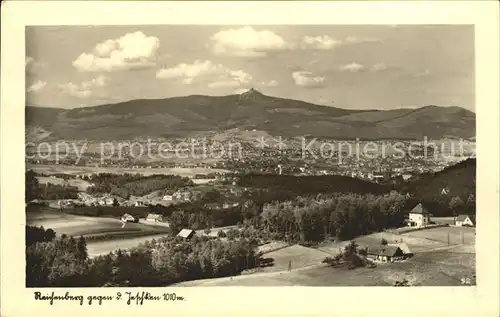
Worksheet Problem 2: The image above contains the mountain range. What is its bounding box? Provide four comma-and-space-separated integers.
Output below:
26, 89, 475, 141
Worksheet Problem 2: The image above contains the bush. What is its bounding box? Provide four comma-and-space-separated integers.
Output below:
381, 238, 388, 246
217, 230, 227, 238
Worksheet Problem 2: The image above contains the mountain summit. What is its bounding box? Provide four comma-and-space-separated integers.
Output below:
238, 88, 266, 102
25, 92, 475, 141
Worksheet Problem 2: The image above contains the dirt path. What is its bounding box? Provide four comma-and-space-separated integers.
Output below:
86, 233, 172, 258
174, 262, 325, 286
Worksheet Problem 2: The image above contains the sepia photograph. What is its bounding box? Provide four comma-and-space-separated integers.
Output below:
24, 24, 478, 287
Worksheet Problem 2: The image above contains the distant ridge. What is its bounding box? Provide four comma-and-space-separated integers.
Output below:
26, 90, 475, 141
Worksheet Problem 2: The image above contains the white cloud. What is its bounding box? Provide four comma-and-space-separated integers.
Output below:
210, 26, 289, 57
339, 62, 366, 72
27, 80, 47, 93
261, 80, 279, 87
300, 36, 341, 50
26, 56, 46, 74
345, 36, 380, 44
299, 35, 380, 50
233, 88, 250, 95
73, 31, 160, 72
292, 71, 325, 88
156, 60, 252, 89
59, 75, 109, 98
370, 63, 389, 72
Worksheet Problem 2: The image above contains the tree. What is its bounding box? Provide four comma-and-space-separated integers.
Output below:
217, 230, 227, 238
381, 238, 388, 246
26, 170, 40, 202
112, 198, 119, 207
449, 196, 465, 219
226, 229, 239, 240
202, 189, 221, 203
76, 236, 88, 261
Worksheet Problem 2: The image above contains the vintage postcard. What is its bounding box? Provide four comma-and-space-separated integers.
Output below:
1, 1, 499, 317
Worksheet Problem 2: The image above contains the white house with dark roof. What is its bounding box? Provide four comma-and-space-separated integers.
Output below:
407, 203, 431, 227
455, 214, 476, 227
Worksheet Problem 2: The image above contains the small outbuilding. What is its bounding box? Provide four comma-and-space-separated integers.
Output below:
455, 214, 476, 227
176, 228, 196, 240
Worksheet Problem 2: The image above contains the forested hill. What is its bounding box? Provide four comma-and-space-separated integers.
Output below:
397, 158, 476, 216
237, 173, 388, 196
400, 158, 475, 200
26, 89, 475, 140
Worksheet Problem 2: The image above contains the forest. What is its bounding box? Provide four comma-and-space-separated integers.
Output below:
237, 173, 389, 196
25, 170, 79, 201
86, 173, 193, 198
26, 226, 260, 287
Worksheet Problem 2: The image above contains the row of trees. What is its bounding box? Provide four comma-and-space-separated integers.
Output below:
25, 170, 79, 202
87, 173, 193, 199
260, 192, 408, 242
26, 226, 261, 287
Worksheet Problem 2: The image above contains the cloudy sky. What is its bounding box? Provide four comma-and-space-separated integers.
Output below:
26, 25, 474, 111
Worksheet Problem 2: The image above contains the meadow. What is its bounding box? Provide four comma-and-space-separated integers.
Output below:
26, 208, 170, 242
27, 164, 229, 178
176, 225, 476, 287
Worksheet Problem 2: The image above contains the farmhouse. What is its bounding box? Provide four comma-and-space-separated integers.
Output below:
367, 246, 406, 263
121, 213, 137, 223
163, 195, 173, 201
177, 229, 196, 240
407, 203, 431, 227
455, 214, 476, 227
389, 243, 413, 257
146, 213, 164, 223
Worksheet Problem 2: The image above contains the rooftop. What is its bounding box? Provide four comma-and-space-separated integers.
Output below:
177, 228, 195, 238
456, 214, 475, 223
367, 245, 402, 257
409, 203, 430, 215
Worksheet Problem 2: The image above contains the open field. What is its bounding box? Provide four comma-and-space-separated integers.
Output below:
27, 209, 169, 240
257, 244, 330, 273
27, 164, 229, 178
177, 247, 475, 287
177, 225, 475, 286
318, 231, 447, 254
85, 233, 172, 258
401, 226, 475, 245
431, 216, 456, 225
